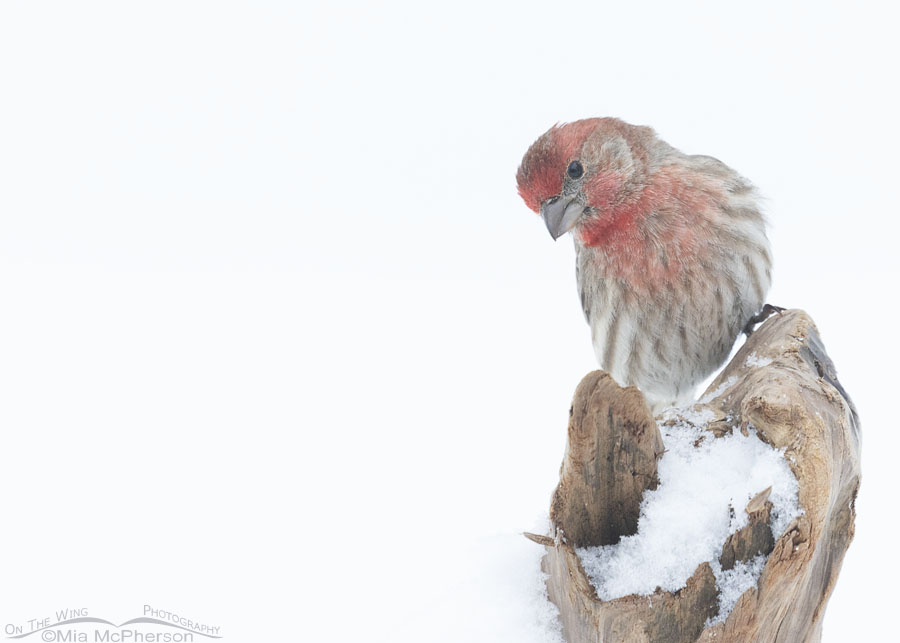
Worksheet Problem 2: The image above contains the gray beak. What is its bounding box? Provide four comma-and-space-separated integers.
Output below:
541, 197, 584, 240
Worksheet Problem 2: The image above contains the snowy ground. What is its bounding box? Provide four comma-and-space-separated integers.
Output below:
1, 2, 898, 642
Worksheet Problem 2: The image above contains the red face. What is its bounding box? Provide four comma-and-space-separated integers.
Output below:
516, 119, 602, 213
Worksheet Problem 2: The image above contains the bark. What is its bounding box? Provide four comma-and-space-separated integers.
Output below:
719, 488, 775, 571
528, 310, 860, 643
549, 371, 665, 547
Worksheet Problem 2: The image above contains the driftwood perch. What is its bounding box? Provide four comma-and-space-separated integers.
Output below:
550, 372, 665, 547
529, 310, 860, 643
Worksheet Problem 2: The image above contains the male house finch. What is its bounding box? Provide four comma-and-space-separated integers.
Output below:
517, 118, 771, 412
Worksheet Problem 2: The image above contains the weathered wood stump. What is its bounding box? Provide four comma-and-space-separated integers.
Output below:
527, 310, 860, 643
549, 372, 665, 547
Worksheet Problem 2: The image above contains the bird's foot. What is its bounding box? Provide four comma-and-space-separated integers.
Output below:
743, 304, 785, 336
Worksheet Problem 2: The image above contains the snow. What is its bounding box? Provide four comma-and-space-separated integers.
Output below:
746, 352, 774, 368
708, 555, 768, 625
699, 376, 739, 404
576, 407, 801, 621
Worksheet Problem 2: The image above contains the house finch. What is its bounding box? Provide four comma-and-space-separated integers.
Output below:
516, 118, 772, 412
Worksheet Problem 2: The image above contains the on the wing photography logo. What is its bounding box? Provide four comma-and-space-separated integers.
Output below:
4, 606, 221, 642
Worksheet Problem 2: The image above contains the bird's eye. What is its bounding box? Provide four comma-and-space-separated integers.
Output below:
567, 160, 584, 180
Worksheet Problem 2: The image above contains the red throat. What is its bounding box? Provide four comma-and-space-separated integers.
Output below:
578, 166, 718, 289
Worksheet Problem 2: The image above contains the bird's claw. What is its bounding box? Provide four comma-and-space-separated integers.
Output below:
743, 304, 785, 336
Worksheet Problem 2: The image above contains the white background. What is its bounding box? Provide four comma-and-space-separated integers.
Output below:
1, 1, 897, 641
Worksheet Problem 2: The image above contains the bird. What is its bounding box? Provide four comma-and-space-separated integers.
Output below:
516, 118, 772, 412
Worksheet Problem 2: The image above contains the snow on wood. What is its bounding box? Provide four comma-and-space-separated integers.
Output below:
526, 310, 860, 643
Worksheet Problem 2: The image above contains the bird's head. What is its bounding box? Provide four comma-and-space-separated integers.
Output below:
516, 118, 664, 240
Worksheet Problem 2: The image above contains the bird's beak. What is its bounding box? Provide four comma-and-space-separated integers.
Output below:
541, 197, 584, 240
